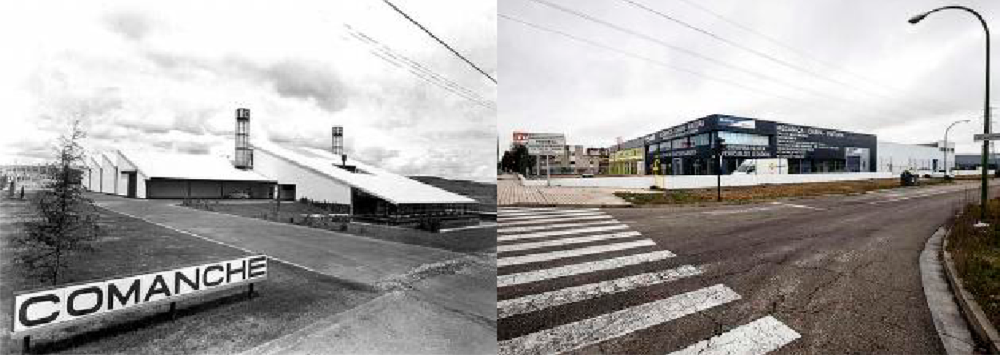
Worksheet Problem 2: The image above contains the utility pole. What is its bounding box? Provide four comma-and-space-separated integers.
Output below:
715, 137, 726, 202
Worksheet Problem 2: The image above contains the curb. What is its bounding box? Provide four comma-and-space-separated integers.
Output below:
942, 226, 1000, 354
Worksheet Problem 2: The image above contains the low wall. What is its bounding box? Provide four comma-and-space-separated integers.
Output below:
523, 172, 894, 190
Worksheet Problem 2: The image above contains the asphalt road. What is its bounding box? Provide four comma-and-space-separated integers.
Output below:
498, 181, 999, 355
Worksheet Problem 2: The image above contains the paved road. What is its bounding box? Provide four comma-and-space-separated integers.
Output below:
90, 194, 497, 355
498, 182, 996, 354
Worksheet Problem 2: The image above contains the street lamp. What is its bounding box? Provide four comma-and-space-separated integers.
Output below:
910, 6, 991, 223
944, 119, 970, 177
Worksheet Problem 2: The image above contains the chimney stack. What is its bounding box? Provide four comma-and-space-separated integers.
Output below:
234, 108, 253, 169
332, 126, 345, 166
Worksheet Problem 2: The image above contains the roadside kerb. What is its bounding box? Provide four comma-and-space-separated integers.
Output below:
942, 225, 1000, 353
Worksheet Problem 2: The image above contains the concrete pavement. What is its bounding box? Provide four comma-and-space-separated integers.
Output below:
498, 175, 641, 207
90, 194, 496, 355
498, 182, 997, 354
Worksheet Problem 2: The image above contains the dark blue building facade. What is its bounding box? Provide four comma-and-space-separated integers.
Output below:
644, 114, 877, 175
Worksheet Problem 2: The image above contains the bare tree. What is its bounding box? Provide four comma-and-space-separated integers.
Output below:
14, 120, 102, 285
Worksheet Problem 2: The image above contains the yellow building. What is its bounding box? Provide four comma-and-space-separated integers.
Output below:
609, 147, 645, 175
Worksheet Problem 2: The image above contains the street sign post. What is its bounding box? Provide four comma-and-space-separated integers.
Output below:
527, 133, 565, 185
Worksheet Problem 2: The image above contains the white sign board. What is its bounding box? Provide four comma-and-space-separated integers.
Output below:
527, 133, 566, 156
974, 133, 1000, 141
12, 255, 268, 335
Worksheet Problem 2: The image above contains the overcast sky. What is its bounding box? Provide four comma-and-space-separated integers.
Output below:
499, 0, 998, 155
0, 0, 496, 182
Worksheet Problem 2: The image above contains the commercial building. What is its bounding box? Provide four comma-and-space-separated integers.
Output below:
876, 141, 954, 173
643, 114, 877, 175
511, 131, 607, 175
84, 108, 478, 225
955, 154, 1000, 170
608, 137, 645, 175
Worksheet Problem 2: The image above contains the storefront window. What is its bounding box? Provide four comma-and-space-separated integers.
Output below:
717, 131, 769, 146
692, 133, 710, 146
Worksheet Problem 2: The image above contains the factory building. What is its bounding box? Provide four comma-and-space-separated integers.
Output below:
876, 141, 954, 174
643, 114, 877, 175
84, 108, 477, 224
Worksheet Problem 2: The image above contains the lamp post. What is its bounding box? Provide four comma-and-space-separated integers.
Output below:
944, 119, 970, 177
910, 6, 991, 223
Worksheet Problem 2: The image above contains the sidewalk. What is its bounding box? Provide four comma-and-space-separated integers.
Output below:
497, 176, 637, 207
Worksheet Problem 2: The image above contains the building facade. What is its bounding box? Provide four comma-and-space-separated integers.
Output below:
644, 114, 877, 175
608, 137, 645, 175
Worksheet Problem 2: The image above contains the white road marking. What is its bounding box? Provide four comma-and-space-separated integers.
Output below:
498, 284, 742, 355
498, 231, 643, 253
498, 239, 656, 267
668, 315, 800, 355
868, 189, 955, 204
499, 211, 605, 222
499, 207, 565, 212
498, 224, 630, 242
703, 206, 779, 215
499, 208, 600, 218
499, 219, 621, 234
497, 250, 676, 288
499, 214, 613, 227
771, 201, 826, 211
498, 265, 703, 319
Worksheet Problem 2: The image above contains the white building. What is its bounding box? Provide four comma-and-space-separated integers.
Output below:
83, 108, 477, 224
876, 141, 955, 174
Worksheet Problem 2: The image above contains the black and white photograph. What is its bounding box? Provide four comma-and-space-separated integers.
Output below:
1, 0, 496, 354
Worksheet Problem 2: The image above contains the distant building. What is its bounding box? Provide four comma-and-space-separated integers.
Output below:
876, 141, 954, 173
608, 137, 645, 175
82, 108, 478, 225
955, 154, 1000, 170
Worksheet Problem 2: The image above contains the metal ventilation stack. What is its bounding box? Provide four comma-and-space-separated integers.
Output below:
234, 108, 253, 169
332, 126, 346, 166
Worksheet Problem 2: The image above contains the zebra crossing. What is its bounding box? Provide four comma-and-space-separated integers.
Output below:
497, 207, 801, 355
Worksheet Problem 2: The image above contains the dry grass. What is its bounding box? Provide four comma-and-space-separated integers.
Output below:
616, 178, 951, 205
0, 195, 377, 354
947, 198, 1000, 328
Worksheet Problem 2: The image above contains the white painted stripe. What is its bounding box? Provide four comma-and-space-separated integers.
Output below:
499, 214, 613, 227
499, 219, 621, 234
771, 201, 826, 211
498, 231, 642, 253
703, 206, 778, 216
499, 208, 600, 217
499, 211, 605, 222
498, 239, 655, 267
498, 284, 742, 355
668, 316, 800, 355
498, 265, 702, 319
499, 207, 563, 212
497, 250, 676, 288
498, 224, 630, 242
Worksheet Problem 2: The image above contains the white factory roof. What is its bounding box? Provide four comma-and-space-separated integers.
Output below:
252, 141, 477, 205
117, 150, 274, 182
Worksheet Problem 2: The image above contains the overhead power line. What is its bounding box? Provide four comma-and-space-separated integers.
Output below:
521, 0, 910, 119
610, 0, 909, 105
669, 0, 952, 112
343, 24, 495, 110
380, 0, 497, 84
610, 0, 951, 118
498, 13, 880, 120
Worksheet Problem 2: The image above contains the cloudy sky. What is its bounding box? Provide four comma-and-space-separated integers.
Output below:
0, 0, 496, 182
499, 0, 998, 154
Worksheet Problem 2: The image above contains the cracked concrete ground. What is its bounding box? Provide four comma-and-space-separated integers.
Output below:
499, 182, 997, 354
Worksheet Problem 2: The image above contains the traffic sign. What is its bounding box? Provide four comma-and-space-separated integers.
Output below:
527, 133, 566, 156
974, 133, 1000, 141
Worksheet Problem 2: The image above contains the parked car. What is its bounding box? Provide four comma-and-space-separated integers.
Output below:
226, 191, 250, 199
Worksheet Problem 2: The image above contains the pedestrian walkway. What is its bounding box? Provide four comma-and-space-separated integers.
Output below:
496, 207, 801, 355
497, 179, 638, 207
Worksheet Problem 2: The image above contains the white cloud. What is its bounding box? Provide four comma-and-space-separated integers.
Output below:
0, 0, 496, 182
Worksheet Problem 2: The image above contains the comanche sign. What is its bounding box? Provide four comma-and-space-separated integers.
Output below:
12, 255, 267, 335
